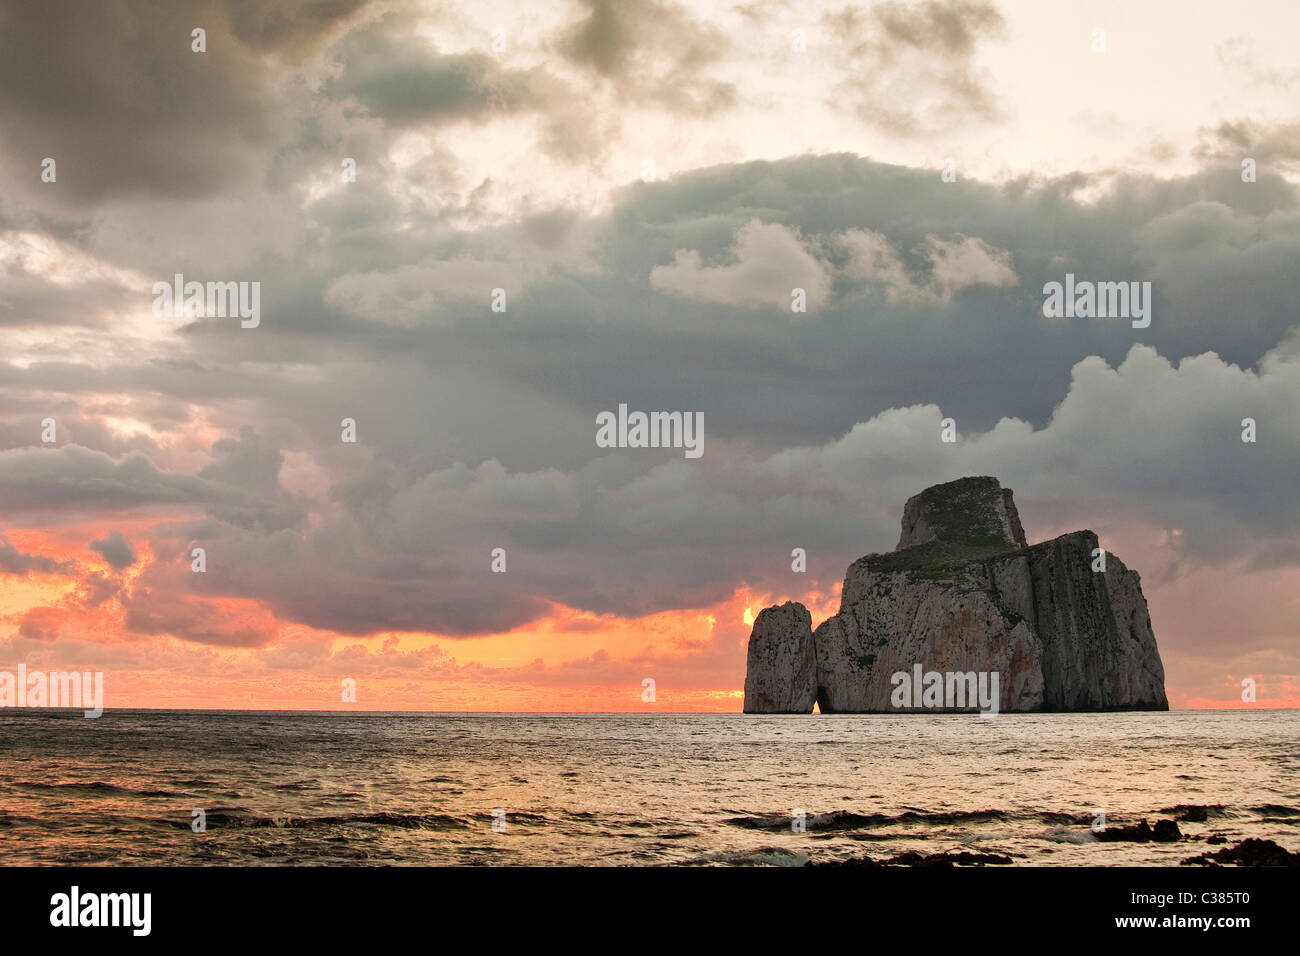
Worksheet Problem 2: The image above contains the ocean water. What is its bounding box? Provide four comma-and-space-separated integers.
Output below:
0, 709, 1296, 866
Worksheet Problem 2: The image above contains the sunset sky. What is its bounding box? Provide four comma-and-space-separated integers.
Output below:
1, 0, 1298, 711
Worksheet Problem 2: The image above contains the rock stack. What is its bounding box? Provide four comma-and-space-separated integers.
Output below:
743, 477, 1168, 713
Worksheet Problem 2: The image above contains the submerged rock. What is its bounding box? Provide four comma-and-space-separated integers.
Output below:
743, 477, 1168, 714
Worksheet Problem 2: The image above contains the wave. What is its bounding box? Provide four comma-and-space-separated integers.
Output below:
185, 809, 477, 830
726, 809, 1013, 831
7, 781, 188, 798
725, 804, 1278, 832
688, 847, 809, 867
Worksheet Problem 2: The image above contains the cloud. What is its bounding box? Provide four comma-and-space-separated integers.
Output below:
0, 433, 301, 534
323, 19, 551, 125
18, 606, 64, 642
1195, 118, 1300, 171
57, 331, 1296, 652
840, 229, 1017, 302
649, 219, 1014, 313
650, 219, 832, 311
122, 586, 280, 648
0, 532, 75, 576
923, 234, 1018, 296
557, 0, 737, 115
1, 0, 1298, 708
0, 0, 370, 204
324, 257, 529, 325
0, 230, 148, 329
89, 530, 138, 570
198, 427, 306, 531
824, 0, 1006, 135
1215, 35, 1300, 90
0, 445, 215, 514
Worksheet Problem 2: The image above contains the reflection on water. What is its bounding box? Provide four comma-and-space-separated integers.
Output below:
0, 709, 1296, 865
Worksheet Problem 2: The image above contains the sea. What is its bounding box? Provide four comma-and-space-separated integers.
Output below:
1, 709, 1296, 866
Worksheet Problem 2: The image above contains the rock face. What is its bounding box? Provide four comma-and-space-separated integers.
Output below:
895, 476, 1027, 552
743, 602, 817, 713
743, 477, 1168, 714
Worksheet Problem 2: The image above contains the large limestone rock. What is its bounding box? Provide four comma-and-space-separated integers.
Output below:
743, 477, 1168, 714
743, 602, 817, 713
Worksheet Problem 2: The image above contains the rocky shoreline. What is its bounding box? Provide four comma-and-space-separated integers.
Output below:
724, 804, 1300, 866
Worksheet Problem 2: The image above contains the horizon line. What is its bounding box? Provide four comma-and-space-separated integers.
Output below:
3, 706, 1295, 716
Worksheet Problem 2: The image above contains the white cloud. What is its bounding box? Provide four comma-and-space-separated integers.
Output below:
649, 219, 832, 312
840, 229, 1017, 303
924, 234, 1018, 296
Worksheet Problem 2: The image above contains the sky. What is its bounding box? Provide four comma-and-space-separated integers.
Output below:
1, 0, 1298, 711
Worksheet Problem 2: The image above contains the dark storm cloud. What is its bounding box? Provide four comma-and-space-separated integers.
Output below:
0, 0, 370, 204
313, 12, 614, 162
0, 532, 76, 576
0, 0, 1297, 659
129, 513, 554, 639
6, 151, 1299, 467
374, 154, 1296, 450
198, 427, 308, 531
79, 152, 1288, 453
47, 323, 1300, 645
89, 529, 138, 570
221, 0, 371, 54
0, 439, 301, 533
0, 445, 214, 512
322, 18, 550, 124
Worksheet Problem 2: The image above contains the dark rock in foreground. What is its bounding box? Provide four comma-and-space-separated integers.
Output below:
744, 476, 1169, 714
1095, 819, 1182, 843
1182, 838, 1300, 867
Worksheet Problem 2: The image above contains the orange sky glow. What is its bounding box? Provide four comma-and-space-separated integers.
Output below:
3, 523, 1294, 711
